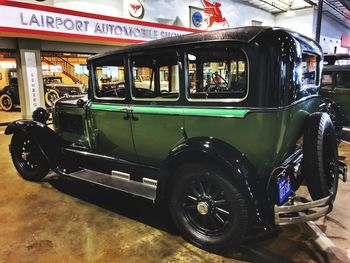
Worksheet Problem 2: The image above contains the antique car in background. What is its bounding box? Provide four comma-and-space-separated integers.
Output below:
321, 54, 350, 127
324, 53, 350, 65
0, 71, 85, 111
5, 27, 347, 253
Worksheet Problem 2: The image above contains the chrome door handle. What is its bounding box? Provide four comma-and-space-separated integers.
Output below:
120, 107, 130, 120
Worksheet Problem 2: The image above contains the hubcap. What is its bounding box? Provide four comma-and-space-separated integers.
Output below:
197, 202, 209, 215
182, 179, 231, 235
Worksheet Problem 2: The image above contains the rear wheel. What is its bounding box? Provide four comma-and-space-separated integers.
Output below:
169, 163, 248, 253
303, 113, 339, 200
0, 93, 14, 111
10, 132, 49, 182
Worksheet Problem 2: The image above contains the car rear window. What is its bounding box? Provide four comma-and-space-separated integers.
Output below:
187, 47, 248, 101
301, 53, 319, 87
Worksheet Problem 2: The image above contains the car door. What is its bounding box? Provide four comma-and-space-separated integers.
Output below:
88, 56, 138, 162
128, 51, 185, 167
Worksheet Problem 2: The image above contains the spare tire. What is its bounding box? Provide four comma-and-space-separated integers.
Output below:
303, 112, 339, 200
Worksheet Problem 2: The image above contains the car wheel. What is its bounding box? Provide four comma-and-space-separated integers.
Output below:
169, 163, 248, 253
45, 89, 60, 107
303, 112, 339, 200
0, 93, 14, 111
10, 132, 49, 182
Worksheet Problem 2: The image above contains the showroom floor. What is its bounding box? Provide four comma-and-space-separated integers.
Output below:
0, 132, 349, 263
0, 109, 21, 125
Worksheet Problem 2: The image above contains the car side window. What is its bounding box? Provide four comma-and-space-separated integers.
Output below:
336, 72, 350, 88
321, 73, 333, 87
187, 47, 248, 101
131, 52, 180, 100
301, 53, 319, 86
94, 58, 126, 99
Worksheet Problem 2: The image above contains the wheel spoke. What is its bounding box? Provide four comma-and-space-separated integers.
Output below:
198, 181, 205, 196
190, 184, 200, 198
216, 207, 230, 216
213, 199, 226, 206
206, 183, 211, 196
214, 212, 225, 225
186, 195, 198, 202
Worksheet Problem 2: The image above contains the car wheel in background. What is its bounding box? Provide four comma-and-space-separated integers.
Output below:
45, 89, 60, 107
0, 93, 14, 111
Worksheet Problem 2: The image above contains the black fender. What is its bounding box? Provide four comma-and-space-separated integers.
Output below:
158, 137, 272, 228
5, 120, 68, 169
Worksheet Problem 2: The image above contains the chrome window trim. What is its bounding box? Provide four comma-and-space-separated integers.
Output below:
130, 53, 180, 102
185, 48, 249, 103
92, 64, 127, 102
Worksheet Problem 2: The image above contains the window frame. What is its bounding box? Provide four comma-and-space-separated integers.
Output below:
128, 50, 182, 102
91, 55, 129, 102
185, 46, 250, 103
301, 51, 321, 88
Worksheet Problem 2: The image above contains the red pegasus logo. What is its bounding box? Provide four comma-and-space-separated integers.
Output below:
201, 0, 229, 29
130, 3, 141, 13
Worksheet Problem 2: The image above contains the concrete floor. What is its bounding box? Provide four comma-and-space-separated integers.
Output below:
0, 108, 21, 124
0, 133, 349, 263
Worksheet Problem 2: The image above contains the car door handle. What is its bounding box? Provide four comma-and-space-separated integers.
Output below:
120, 107, 130, 120
129, 109, 139, 121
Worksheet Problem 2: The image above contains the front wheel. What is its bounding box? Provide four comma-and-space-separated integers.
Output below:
169, 163, 248, 253
10, 132, 49, 182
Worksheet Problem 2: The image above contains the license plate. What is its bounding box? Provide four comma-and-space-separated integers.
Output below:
278, 176, 292, 204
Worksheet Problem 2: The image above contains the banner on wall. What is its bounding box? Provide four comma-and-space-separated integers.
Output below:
0, 1, 198, 44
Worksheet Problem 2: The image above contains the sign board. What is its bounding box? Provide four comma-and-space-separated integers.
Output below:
0, 1, 199, 44
341, 34, 350, 49
24, 51, 41, 113
189, 6, 205, 30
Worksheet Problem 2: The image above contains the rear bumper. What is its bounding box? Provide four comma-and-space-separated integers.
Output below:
274, 195, 333, 225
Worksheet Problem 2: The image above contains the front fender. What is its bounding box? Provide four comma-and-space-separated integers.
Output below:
158, 137, 273, 228
5, 120, 68, 169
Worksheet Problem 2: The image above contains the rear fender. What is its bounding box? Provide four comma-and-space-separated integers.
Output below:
159, 137, 273, 227
5, 120, 68, 169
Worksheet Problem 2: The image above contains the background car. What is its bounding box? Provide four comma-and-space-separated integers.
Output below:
321, 64, 350, 126
0, 70, 86, 111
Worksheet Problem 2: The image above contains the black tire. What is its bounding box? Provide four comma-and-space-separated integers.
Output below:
169, 163, 248, 253
303, 112, 339, 200
10, 132, 49, 182
0, 93, 14, 111
45, 89, 60, 107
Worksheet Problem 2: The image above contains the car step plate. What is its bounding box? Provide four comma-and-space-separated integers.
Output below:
66, 169, 157, 201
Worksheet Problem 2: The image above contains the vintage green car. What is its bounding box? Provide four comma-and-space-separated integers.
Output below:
321, 64, 350, 126
5, 27, 347, 252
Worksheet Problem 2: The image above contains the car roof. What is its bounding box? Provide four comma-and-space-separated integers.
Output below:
88, 26, 322, 63
323, 64, 350, 71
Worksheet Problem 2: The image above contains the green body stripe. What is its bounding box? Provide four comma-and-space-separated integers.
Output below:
91, 103, 125, 111
91, 103, 249, 118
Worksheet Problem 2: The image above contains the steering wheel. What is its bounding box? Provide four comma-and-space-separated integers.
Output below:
114, 82, 126, 97
212, 73, 228, 85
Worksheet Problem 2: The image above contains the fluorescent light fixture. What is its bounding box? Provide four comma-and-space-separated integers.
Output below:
285, 10, 296, 16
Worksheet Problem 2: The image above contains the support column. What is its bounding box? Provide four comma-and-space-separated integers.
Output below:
16, 39, 45, 119
315, 0, 323, 43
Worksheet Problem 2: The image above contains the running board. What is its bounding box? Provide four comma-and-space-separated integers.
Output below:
66, 169, 157, 201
